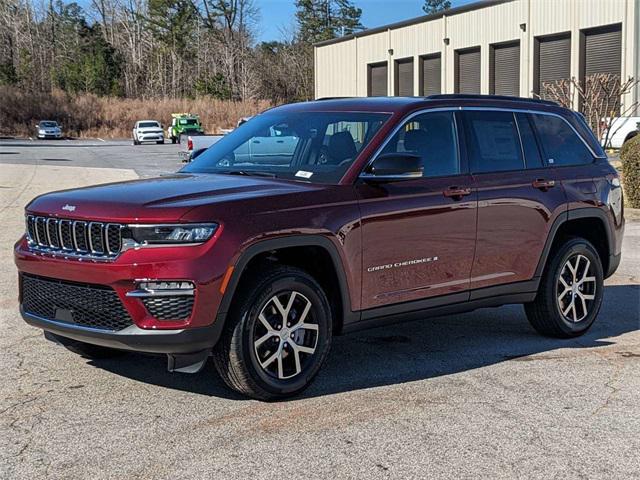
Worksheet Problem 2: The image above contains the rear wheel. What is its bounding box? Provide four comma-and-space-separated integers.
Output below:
213, 266, 332, 400
525, 238, 604, 338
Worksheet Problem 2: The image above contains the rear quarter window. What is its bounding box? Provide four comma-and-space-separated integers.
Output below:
531, 114, 594, 166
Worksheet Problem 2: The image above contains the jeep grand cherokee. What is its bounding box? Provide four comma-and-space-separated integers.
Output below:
15, 95, 624, 400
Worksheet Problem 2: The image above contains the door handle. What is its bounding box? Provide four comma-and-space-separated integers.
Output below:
252, 140, 261, 144
532, 178, 556, 190
276, 140, 284, 143
443, 186, 472, 200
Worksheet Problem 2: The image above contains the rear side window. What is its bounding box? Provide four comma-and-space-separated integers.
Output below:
461, 111, 524, 173
515, 113, 544, 169
531, 114, 594, 166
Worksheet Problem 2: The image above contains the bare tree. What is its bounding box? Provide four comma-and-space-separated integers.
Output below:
538, 73, 639, 148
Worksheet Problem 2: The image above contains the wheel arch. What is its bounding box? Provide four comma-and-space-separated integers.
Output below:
215, 235, 358, 334
535, 208, 614, 280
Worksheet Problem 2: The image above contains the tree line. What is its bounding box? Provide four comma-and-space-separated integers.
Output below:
0, 0, 371, 103
0, 0, 449, 103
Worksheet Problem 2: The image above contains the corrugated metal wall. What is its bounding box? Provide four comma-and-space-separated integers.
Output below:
314, 0, 637, 112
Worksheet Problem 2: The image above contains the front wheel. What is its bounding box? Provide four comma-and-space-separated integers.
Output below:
525, 238, 604, 338
213, 266, 332, 400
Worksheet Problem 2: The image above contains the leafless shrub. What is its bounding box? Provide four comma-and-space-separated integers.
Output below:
538, 74, 639, 148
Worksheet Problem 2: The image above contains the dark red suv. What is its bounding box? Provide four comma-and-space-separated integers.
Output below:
15, 95, 624, 399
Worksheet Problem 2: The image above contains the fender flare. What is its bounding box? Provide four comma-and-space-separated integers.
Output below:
215, 235, 358, 331
534, 207, 614, 278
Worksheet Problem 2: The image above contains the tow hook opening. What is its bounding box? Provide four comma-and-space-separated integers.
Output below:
167, 349, 210, 374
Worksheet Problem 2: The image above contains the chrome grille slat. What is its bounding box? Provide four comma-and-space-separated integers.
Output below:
25, 215, 123, 260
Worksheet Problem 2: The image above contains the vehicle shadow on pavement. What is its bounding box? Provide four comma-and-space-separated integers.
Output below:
88, 284, 640, 400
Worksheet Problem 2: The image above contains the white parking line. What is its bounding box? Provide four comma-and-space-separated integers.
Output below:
97, 138, 105, 142
29, 137, 34, 141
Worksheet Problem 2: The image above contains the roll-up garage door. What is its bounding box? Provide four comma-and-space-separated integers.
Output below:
584, 24, 622, 76
368, 62, 388, 97
536, 34, 571, 98
420, 54, 441, 96
491, 42, 520, 96
455, 47, 481, 94
395, 58, 414, 96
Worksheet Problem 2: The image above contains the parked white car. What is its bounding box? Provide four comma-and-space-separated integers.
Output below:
601, 116, 640, 149
132, 120, 165, 145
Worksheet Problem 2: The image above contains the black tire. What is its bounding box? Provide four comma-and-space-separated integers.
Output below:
213, 266, 332, 400
525, 238, 604, 338
157, 140, 164, 144
133, 138, 139, 145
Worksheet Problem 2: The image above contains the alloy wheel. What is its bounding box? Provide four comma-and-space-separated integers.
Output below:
556, 254, 597, 323
253, 291, 319, 380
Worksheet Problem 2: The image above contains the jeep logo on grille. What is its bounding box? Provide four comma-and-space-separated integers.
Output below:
61, 204, 76, 212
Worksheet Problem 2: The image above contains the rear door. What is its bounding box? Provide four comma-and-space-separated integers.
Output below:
460, 110, 566, 293
357, 110, 477, 309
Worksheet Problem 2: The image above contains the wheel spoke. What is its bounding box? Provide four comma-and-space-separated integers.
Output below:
580, 276, 596, 284
578, 294, 588, 321
558, 287, 571, 301
254, 332, 276, 349
296, 298, 312, 325
559, 276, 570, 290
580, 293, 595, 300
271, 296, 288, 318
292, 348, 302, 376
258, 313, 274, 332
293, 344, 316, 355
260, 349, 279, 369
292, 322, 319, 333
277, 353, 284, 379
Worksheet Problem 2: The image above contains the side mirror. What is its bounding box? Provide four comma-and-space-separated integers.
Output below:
361, 153, 423, 181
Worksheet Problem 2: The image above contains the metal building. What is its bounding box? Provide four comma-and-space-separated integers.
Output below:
314, 0, 639, 111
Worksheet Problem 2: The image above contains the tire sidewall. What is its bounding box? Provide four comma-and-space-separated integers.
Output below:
237, 272, 332, 396
547, 239, 604, 336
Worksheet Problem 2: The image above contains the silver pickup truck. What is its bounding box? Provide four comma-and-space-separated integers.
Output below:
180, 125, 299, 164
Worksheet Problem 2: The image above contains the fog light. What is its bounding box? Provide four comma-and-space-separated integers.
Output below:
127, 280, 195, 298
139, 281, 194, 291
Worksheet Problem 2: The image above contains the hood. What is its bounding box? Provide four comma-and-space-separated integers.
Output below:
137, 126, 162, 132
26, 173, 321, 223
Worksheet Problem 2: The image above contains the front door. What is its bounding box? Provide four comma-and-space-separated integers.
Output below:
357, 110, 478, 310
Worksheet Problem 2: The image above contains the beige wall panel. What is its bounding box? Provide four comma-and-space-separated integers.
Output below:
315, 41, 357, 98
356, 31, 390, 95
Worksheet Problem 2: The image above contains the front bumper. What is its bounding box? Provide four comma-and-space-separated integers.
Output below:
21, 307, 222, 354
38, 133, 62, 139
137, 134, 164, 142
14, 234, 230, 331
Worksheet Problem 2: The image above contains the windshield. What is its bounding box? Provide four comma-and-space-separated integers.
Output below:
40, 121, 58, 128
139, 122, 160, 128
179, 119, 199, 126
181, 111, 390, 184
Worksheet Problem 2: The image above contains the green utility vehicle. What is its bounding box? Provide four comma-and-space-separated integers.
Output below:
167, 113, 205, 144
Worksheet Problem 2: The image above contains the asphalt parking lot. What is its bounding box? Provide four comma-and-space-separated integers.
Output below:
1, 139, 639, 479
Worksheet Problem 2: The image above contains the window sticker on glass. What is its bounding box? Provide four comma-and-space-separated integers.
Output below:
295, 170, 313, 179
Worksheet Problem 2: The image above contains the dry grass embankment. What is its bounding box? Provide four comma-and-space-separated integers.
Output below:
0, 86, 273, 138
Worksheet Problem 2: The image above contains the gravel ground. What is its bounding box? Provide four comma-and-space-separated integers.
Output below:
1, 139, 639, 479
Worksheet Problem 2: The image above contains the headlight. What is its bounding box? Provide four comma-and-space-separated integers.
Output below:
124, 223, 218, 245
39, 129, 45, 134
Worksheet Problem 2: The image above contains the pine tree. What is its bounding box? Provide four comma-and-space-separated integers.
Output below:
422, 0, 451, 15
295, 0, 363, 44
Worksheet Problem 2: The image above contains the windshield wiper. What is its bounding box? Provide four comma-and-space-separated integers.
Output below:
224, 170, 277, 178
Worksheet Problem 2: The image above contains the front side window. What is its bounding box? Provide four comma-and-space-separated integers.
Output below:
380, 111, 459, 177
531, 114, 594, 166
462, 111, 524, 173
182, 111, 389, 184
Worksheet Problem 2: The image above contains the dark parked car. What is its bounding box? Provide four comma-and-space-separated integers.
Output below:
15, 95, 624, 400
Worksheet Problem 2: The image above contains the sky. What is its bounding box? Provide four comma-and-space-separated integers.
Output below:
254, 0, 477, 42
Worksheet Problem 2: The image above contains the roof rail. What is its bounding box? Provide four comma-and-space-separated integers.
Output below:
426, 94, 559, 107
315, 96, 355, 101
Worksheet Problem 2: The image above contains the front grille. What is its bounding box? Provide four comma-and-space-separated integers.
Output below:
142, 296, 194, 320
21, 274, 133, 331
26, 215, 123, 259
